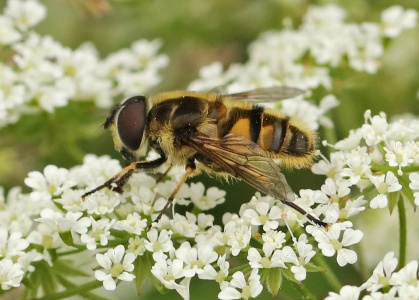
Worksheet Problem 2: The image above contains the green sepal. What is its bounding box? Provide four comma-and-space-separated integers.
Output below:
388, 191, 400, 214
304, 262, 325, 273
281, 267, 299, 283
59, 231, 74, 247
265, 268, 283, 296
134, 253, 152, 295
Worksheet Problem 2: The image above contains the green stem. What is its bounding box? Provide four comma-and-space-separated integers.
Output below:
295, 280, 318, 300
397, 198, 407, 269
312, 255, 342, 291
37, 280, 103, 300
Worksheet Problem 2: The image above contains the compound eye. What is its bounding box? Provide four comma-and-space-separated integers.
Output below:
117, 96, 147, 151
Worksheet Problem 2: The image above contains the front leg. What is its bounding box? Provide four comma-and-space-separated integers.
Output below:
82, 154, 167, 200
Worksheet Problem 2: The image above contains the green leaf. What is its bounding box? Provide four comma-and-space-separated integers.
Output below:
134, 254, 152, 295
281, 267, 299, 283
58, 231, 74, 247
265, 268, 283, 296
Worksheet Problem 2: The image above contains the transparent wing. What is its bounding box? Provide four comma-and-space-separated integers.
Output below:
183, 133, 295, 202
225, 86, 304, 103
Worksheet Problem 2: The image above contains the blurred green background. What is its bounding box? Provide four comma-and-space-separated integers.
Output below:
1, 0, 419, 298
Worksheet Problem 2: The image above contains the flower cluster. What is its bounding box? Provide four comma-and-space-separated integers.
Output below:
326, 252, 419, 299
0, 0, 168, 127
313, 110, 419, 212
189, 5, 417, 93
1, 1, 418, 300
188, 5, 417, 131
2, 107, 418, 298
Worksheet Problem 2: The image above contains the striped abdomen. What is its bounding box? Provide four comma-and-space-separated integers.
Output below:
218, 104, 315, 167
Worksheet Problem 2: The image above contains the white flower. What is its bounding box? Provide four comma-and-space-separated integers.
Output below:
0, 259, 24, 290
288, 234, 316, 281
312, 151, 346, 181
24, 165, 76, 201
35, 208, 88, 233
308, 222, 363, 267
5, 0, 46, 31
95, 245, 136, 290
218, 269, 263, 300
80, 217, 115, 250
175, 242, 218, 278
384, 141, 414, 175
325, 285, 361, 300
361, 114, 388, 146
224, 219, 252, 256
161, 212, 200, 238
321, 178, 351, 202
389, 260, 418, 289
82, 191, 121, 215
26, 223, 64, 249
127, 236, 147, 256
409, 172, 419, 206
151, 258, 193, 300
189, 182, 226, 211
71, 155, 121, 188
340, 196, 367, 219
242, 201, 282, 231
200, 254, 230, 283
0, 228, 29, 258
360, 252, 398, 292
369, 171, 402, 209
247, 247, 286, 269
144, 229, 173, 260
261, 230, 286, 255
0, 16, 21, 44
341, 148, 372, 185
114, 212, 147, 235
381, 6, 418, 38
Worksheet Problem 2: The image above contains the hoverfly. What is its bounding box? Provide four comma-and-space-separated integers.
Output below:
82, 87, 327, 227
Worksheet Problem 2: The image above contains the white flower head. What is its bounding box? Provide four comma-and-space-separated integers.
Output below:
0, 259, 24, 290
82, 191, 121, 215
308, 222, 363, 267
0, 16, 21, 44
409, 172, 419, 206
218, 269, 263, 300
384, 141, 415, 175
381, 6, 418, 38
175, 242, 218, 279
189, 182, 226, 211
24, 165, 76, 202
5, 0, 46, 31
360, 252, 398, 292
0, 228, 29, 259
325, 285, 361, 300
80, 217, 115, 250
369, 171, 402, 209
95, 245, 136, 290
151, 258, 193, 300
247, 247, 286, 269
242, 201, 282, 231
113, 212, 147, 235
144, 229, 174, 260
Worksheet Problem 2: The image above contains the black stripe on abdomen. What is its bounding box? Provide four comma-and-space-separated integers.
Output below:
249, 105, 263, 143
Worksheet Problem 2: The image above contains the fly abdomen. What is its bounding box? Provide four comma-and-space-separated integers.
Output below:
223, 105, 313, 158
259, 112, 313, 156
